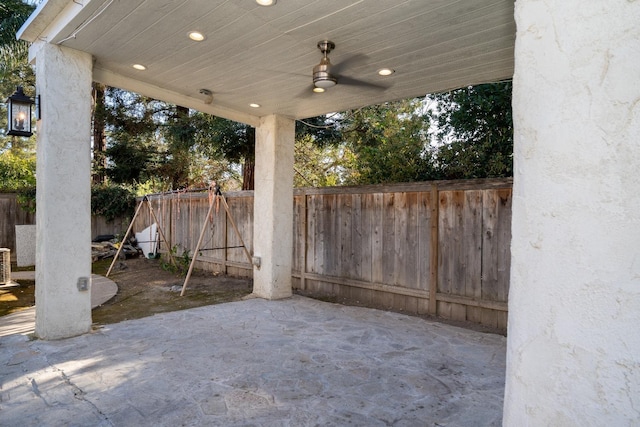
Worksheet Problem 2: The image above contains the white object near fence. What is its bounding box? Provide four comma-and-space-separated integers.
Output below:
136, 223, 158, 259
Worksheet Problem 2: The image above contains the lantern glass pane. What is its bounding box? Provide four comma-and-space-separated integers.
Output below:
11, 103, 31, 133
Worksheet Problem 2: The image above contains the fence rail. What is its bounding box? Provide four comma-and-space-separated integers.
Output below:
138, 178, 512, 331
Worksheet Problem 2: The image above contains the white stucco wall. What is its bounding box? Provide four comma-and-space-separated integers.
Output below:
252, 114, 295, 300
504, 1, 640, 425
33, 43, 93, 339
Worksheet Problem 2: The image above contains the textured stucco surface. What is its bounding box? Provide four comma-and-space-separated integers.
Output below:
33, 43, 93, 339
252, 115, 296, 300
15, 224, 35, 267
504, 1, 640, 425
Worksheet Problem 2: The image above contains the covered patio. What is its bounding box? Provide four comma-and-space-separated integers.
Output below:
11, 0, 640, 424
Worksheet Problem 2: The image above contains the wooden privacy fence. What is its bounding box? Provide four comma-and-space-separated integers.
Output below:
138, 178, 512, 331
295, 178, 512, 330
0, 193, 129, 255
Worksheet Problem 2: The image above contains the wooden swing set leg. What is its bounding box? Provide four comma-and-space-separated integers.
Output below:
180, 195, 217, 296
105, 198, 146, 277
219, 195, 253, 265
147, 201, 177, 268
179, 193, 253, 296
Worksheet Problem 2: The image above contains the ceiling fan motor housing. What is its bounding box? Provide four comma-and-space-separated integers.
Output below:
313, 40, 338, 88
313, 58, 337, 88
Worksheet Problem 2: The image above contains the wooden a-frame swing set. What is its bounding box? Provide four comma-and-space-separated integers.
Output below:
106, 187, 252, 297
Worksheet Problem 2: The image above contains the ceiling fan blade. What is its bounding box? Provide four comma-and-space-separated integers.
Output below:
331, 53, 369, 75
338, 76, 389, 90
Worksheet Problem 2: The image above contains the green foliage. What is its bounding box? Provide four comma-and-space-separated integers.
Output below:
0, 0, 36, 77
429, 81, 513, 179
0, 1, 37, 150
190, 112, 256, 190
338, 98, 437, 185
16, 186, 35, 213
160, 245, 191, 275
294, 134, 355, 187
0, 150, 35, 190
90, 185, 136, 221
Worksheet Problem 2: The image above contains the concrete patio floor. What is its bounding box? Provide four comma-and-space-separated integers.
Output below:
0, 295, 506, 426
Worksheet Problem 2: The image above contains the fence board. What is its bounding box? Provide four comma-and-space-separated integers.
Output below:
464, 190, 483, 300
482, 188, 512, 303
351, 194, 363, 280
371, 193, 384, 284
382, 193, 396, 286
306, 195, 318, 274
292, 194, 305, 273
417, 191, 432, 293
359, 193, 374, 283
438, 191, 454, 295
338, 193, 353, 278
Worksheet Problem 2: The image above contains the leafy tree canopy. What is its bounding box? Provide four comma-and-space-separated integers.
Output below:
429, 81, 513, 179
333, 98, 437, 184
0, 0, 37, 151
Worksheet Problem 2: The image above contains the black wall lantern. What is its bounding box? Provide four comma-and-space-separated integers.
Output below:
6, 86, 34, 137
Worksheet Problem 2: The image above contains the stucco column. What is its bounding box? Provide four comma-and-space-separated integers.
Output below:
504, 1, 640, 425
33, 42, 93, 339
252, 114, 295, 299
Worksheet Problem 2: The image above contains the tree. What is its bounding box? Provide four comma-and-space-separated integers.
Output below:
429, 81, 513, 179
92, 83, 107, 183
293, 134, 355, 187
337, 98, 437, 185
103, 88, 162, 185
0, 0, 37, 154
0, 150, 35, 190
190, 112, 256, 190
0, 0, 36, 77
191, 113, 342, 190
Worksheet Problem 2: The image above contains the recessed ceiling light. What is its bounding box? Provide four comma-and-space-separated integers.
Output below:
132, 64, 146, 70
188, 31, 205, 41
377, 68, 395, 76
256, 0, 276, 5
249, 103, 261, 108
313, 87, 325, 93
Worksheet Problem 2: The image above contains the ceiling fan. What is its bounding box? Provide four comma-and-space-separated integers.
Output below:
311, 40, 387, 92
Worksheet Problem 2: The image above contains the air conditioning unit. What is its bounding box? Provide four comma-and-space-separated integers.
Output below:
0, 248, 11, 285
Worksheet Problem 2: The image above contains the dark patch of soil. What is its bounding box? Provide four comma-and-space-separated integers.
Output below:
0, 281, 35, 317
92, 257, 253, 325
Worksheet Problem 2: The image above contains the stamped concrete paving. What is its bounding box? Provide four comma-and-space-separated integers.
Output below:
0, 296, 506, 426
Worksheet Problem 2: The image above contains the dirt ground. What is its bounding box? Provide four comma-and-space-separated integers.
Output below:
0, 279, 35, 317
0, 257, 253, 325
92, 257, 253, 325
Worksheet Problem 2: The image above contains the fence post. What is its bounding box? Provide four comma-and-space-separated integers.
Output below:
428, 184, 439, 315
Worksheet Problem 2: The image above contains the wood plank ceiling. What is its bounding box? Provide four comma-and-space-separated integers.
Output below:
21, 0, 515, 123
